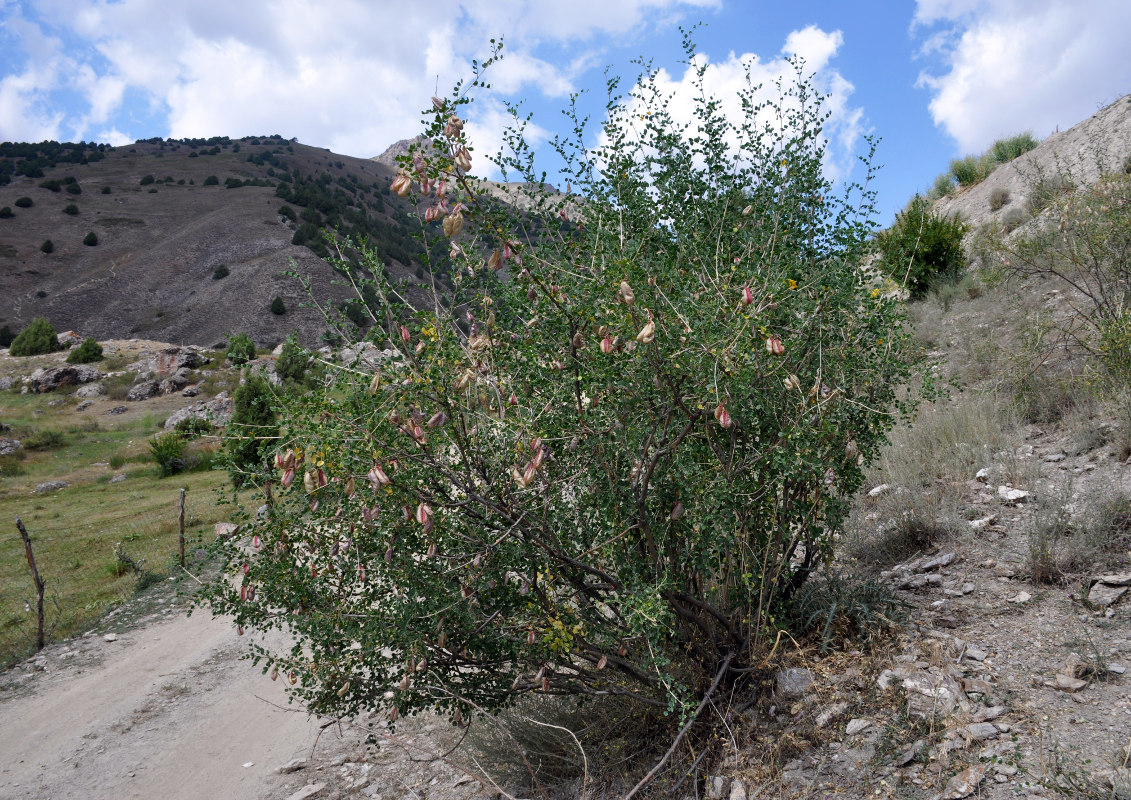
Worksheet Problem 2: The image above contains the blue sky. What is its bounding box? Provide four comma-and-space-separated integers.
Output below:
2, 0, 1129, 224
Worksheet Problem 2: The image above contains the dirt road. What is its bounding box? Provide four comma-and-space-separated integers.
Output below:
0, 607, 326, 800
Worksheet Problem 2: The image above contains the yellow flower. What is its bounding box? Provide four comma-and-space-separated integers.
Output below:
787, 279, 798, 290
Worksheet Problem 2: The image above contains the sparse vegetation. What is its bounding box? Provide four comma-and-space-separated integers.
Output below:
989, 186, 1011, 211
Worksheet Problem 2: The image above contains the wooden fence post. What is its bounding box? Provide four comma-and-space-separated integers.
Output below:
15, 517, 46, 652
178, 488, 186, 569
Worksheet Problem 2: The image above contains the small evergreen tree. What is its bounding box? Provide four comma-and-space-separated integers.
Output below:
269, 296, 286, 315
226, 372, 278, 487
66, 337, 103, 364
212, 264, 229, 280
63, 204, 79, 216
203, 175, 219, 186
0, 207, 13, 219
0, 325, 15, 348
9, 318, 60, 356
274, 334, 307, 384
83, 231, 98, 246
14, 197, 32, 208
40, 240, 54, 253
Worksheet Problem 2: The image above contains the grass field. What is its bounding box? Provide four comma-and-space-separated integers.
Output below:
0, 376, 240, 668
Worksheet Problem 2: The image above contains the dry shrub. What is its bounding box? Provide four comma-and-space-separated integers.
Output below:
459, 694, 690, 799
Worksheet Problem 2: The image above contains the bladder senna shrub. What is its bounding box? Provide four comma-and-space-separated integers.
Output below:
203, 42, 921, 731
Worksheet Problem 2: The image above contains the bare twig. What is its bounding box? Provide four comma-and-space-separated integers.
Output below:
622, 653, 733, 800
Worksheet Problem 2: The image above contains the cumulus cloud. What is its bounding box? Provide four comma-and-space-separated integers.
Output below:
600, 26, 865, 184
0, 0, 718, 158
914, 0, 1131, 153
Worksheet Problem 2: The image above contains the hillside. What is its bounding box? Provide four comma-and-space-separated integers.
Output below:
0, 136, 429, 348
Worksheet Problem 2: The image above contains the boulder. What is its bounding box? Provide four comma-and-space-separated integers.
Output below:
56, 331, 82, 348
1087, 582, 1128, 608
74, 382, 106, 398
0, 376, 15, 391
28, 365, 105, 393
151, 346, 208, 373
35, 480, 70, 493
162, 392, 234, 430
126, 380, 160, 401
0, 437, 21, 455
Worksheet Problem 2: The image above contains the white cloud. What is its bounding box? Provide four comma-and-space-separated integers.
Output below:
599, 26, 864, 184
1, 0, 717, 157
914, 0, 1131, 153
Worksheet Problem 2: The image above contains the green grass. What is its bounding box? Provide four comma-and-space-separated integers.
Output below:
0, 389, 239, 667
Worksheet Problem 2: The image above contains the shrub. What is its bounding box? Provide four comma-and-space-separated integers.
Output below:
277, 204, 297, 222
40, 240, 54, 253
788, 573, 907, 653
64, 181, 81, 195
225, 372, 277, 486
201, 48, 921, 738
14, 196, 33, 208
274, 334, 308, 384
100, 185, 111, 194
927, 172, 955, 201
269, 296, 286, 315
0, 207, 12, 219
39, 179, 62, 192
0, 325, 14, 347
23, 429, 65, 450
139, 174, 155, 186
1002, 173, 1131, 383
9, 317, 59, 356
875, 195, 968, 298
66, 337, 103, 364
224, 332, 256, 365
988, 187, 1010, 211
62, 203, 79, 216
150, 432, 187, 477
203, 175, 219, 186
212, 264, 229, 280
1027, 172, 1074, 215
990, 132, 1039, 164
1000, 206, 1029, 234
174, 416, 213, 438
950, 154, 990, 187
83, 231, 98, 246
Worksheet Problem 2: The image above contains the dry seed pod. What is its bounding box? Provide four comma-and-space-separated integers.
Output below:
618, 280, 635, 306
597, 655, 608, 670
636, 320, 655, 344
271, 665, 279, 681
338, 681, 351, 697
